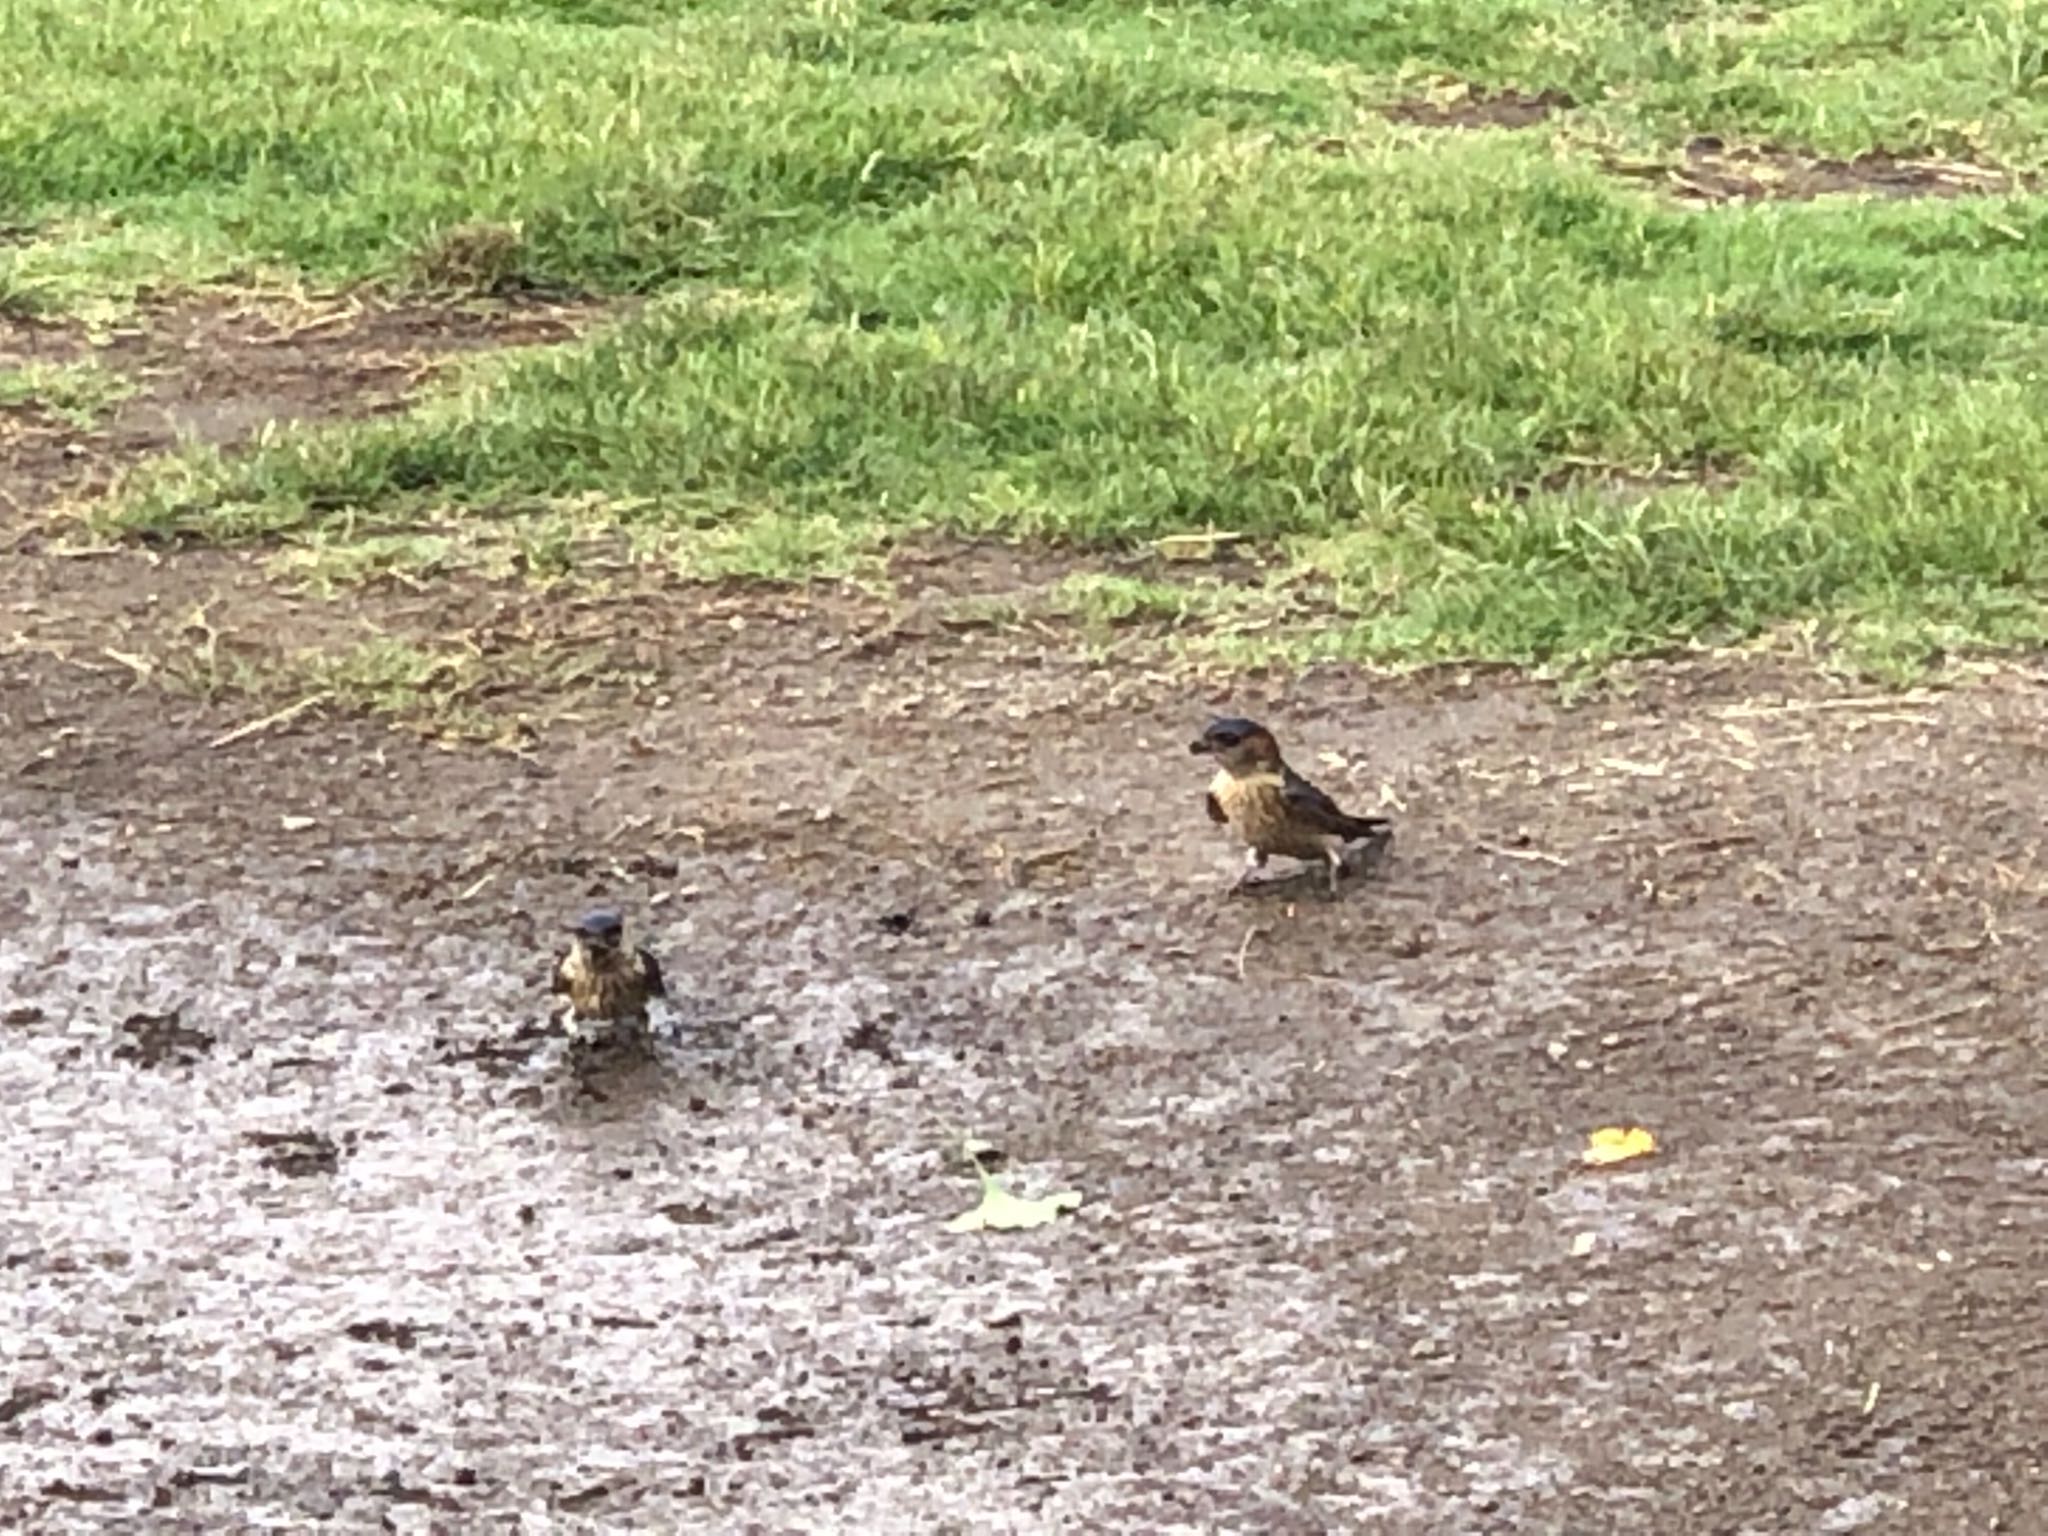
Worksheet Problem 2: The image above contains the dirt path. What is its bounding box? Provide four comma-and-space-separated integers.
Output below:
6, 596, 2048, 1530
6, 294, 2048, 1532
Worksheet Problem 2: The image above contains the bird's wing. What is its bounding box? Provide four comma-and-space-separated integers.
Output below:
549, 954, 571, 995
638, 948, 668, 999
1283, 766, 1389, 839
1205, 790, 1228, 825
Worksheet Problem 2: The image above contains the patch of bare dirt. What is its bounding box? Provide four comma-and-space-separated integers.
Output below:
0, 293, 603, 527
1608, 136, 2031, 204
1382, 85, 1573, 131
1521, 454, 1745, 503
5, 561, 2048, 1527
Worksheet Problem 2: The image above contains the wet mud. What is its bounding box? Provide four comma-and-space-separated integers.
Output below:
5, 618, 2048, 1530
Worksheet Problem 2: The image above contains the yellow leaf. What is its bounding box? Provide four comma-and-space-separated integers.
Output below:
944, 1136, 1080, 1233
946, 1177, 1082, 1234
1582, 1125, 1657, 1167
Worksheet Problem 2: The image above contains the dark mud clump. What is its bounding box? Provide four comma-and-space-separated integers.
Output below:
245, 1129, 343, 1177
113, 1007, 213, 1068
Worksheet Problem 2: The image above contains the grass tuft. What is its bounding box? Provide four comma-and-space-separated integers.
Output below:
0, 360, 137, 428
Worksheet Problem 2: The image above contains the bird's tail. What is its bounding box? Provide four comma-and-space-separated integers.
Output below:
1339, 814, 1394, 843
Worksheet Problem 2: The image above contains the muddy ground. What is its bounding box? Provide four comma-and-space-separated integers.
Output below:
5, 300, 2048, 1533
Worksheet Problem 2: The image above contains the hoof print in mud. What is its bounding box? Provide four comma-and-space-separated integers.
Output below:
245, 1129, 342, 1178
113, 1008, 212, 1068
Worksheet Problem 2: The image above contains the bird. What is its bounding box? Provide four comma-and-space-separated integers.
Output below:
1189, 716, 1392, 896
551, 907, 667, 1045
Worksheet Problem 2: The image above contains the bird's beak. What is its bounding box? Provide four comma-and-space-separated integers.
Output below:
1189, 737, 1212, 755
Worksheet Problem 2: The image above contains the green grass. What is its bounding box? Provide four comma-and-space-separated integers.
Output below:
14, 0, 2048, 667
0, 360, 136, 428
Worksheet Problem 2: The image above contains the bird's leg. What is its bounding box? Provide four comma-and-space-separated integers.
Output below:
562, 1006, 612, 1060
1324, 845, 1345, 898
1228, 847, 1266, 896
648, 1003, 682, 1048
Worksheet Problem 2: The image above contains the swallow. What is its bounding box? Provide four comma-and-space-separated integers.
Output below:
551, 907, 667, 1043
1189, 716, 1392, 896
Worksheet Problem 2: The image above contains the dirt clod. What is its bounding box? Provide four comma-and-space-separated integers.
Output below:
0, 1384, 61, 1424
344, 1319, 423, 1350
113, 1008, 212, 1068
244, 1129, 342, 1177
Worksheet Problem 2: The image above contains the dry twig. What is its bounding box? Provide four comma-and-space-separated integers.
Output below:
1476, 840, 1570, 868
210, 691, 332, 749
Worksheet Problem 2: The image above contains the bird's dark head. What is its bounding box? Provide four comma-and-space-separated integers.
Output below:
1189, 716, 1281, 773
569, 908, 626, 950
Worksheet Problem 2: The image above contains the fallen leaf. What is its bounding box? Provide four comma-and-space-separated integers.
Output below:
945, 1139, 1080, 1233
279, 814, 317, 833
1569, 1232, 1598, 1258
946, 1179, 1082, 1233
1582, 1125, 1657, 1167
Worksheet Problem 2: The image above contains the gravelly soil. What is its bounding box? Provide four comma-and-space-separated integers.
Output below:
6, 608, 2048, 1532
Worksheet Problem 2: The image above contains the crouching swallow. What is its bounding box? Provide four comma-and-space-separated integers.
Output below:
552, 908, 667, 1044
1190, 716, 1391, 896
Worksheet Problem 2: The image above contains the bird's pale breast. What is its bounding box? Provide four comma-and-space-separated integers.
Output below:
561, 947, 651, 1021
1211, 768, 1336, 860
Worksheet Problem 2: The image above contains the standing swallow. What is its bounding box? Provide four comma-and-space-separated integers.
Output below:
1189, 716, 1391, 896
552, 908, 667, 1043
